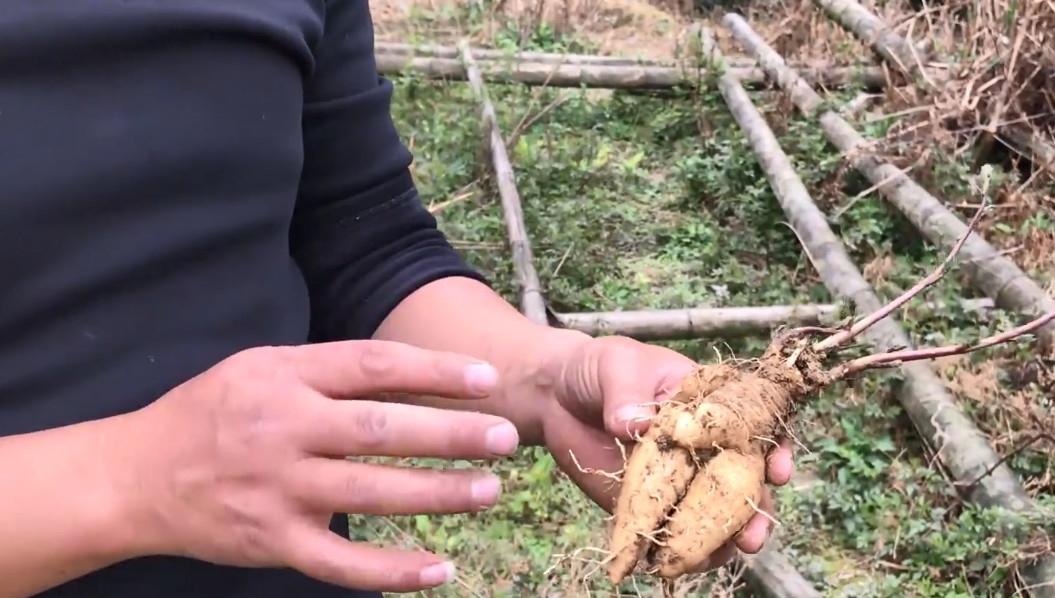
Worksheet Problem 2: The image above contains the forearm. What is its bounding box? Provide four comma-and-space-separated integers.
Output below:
0, 413, 150, 598
373, 276, 590, 446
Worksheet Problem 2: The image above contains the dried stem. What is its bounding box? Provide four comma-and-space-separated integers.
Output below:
833, 308, 1055, 377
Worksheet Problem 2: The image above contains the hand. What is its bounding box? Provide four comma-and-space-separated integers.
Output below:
120, 341, 520, 593
539, 333, 794, 571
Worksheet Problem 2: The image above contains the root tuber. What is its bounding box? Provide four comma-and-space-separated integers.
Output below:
604, 202, 1055, 584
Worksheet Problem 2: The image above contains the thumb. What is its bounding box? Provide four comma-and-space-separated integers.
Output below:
596, 339, 696, 441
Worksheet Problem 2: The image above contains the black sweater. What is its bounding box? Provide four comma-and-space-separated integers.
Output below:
0, 1, 483, 597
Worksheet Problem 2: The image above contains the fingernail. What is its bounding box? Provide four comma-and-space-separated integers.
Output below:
615, 405, 653, 427
471, 475, 501, 507
419, 561, 455, 587
485, 422, 519, 455
739, 518, 769, 552
464, 362, 498, 396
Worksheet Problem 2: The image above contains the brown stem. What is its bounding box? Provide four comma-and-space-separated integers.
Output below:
812, 199, 991, 352
832, 309, 1055, 378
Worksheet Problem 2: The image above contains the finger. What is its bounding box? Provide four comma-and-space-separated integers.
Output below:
299, 400, 520, 459
291, 459, 503, 515
288, 340, 499, 400
545, 419, 626, 513
735, 487, 776, 554
765, 439, 795, 486
284, 525, 457, 593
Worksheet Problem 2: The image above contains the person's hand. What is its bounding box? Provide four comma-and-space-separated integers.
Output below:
119, 341, 519, 593
539, 333, 794, 571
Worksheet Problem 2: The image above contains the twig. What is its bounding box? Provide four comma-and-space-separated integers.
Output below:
834, 309, 1055, 375
460, 41, 548, 325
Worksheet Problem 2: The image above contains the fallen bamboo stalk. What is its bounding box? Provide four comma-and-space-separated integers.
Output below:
460, 41, 548, 325
375, 54, 889, 92
764, 8, 1055, 350
718, 16, 1055, 597
678, 26, 824, 598
376, 40, 867, 72
557, 298, 995, 340
377, 41, 678, 67
811, 0, 932, 87
740, 539, 823, 598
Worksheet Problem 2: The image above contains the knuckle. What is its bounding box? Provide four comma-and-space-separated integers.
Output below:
350, 405, 390, 451
208, 348, 302, 443
220, 346, 296, 382
355, 342, 399, 382
338, 466, 378, 505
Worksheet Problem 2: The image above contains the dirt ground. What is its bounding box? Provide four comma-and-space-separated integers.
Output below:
372, 0, 696, 60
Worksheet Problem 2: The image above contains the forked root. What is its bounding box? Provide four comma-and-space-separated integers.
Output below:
605, 198, 1055, 586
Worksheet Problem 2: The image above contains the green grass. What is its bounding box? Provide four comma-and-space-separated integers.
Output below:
353, 5, 1055, 597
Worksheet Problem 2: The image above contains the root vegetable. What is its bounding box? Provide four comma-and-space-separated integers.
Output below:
603, 202, 1055, 584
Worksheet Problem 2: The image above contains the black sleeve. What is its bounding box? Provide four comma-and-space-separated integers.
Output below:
290, 0, 487, 342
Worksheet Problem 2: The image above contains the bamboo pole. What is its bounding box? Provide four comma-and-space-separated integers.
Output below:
811, 0, 931, 86
376, 41, 677, 67
721, 11, 1055, 352
717, 17, 1055, 597
375, 54, 889, 92
741, 539, 823, 598
375, 40, 868, 71
556, 298, 995, 340
670, 27, 825, 598
460, 41, 548, 325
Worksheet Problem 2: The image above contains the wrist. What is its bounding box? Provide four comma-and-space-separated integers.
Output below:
88, 409, 173, 560
518, 326, 592, 446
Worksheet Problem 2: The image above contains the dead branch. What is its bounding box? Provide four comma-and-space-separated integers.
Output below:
460, 41, 548, 325
721, 12, 1055, 353
709, 20, 1055, 597
375, 53, 889, 92
1004, 128, 1055, 178
835, 309, 1055, 375
556, 298, 996, 340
